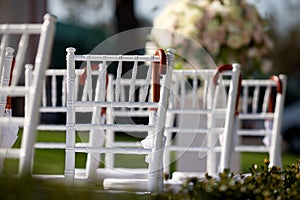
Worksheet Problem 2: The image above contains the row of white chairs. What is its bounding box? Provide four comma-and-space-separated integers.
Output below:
27, 54, 286, 192
0, 14, 287, 193
101, 65, 286, 186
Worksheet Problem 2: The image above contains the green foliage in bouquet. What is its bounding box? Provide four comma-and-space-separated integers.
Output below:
149, 0, 273, 77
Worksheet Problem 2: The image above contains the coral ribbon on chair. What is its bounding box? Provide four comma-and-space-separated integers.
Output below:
151, 49, 166, 111
213, 64, 242, 115
5, 58, 15, 110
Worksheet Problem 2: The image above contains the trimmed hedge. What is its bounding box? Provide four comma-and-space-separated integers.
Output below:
1, 159, 300, 199
180, 159, 300, 199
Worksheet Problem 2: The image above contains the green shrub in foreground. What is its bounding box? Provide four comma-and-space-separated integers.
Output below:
1, 160, 300, 200
181, 159, 300, 200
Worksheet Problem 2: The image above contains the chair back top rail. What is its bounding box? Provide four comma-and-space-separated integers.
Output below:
0, 24, 43, 34
66, 47, 168, 104
222, 75, 285, 114
73, 54, 161, 62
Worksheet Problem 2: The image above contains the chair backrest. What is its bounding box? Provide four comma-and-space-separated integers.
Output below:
234, 75, 287, 167
103, 74, 153, 169
25, 67, 103, 178
26, 67, 98, 130
103, 64, 241, 176
0, 14, 56, 176
25, 67, 68, 133
65, 47, 175, 193
163, 64, 241, 176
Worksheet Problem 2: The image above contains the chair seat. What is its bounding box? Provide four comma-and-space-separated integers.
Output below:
103, 178, 148, 191
103, 178, 184, 192
75, 168, 148, 183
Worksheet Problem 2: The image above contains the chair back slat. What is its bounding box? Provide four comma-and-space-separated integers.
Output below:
262, 85, 271, 113
12, 33, 29, 86
0, 47, 14, 115
0, 34, 10, 77
115, 58, 122, 102
128, 58, 138, 102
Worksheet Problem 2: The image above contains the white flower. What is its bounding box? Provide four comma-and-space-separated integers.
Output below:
147, 0, 273, 74
247, 47, 259, 58
227, 34, 244, 49
179, 24, 199, 39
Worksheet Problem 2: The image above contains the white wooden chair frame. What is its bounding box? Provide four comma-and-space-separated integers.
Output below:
0, 14, 56, 175
25, 67, 116, 181
165, 64, 241, 180
65, 48, 175, 193
234, 75, 287, 168
103, 76, 152, 169
26, 68, 99, 150
103, 64, 241, 182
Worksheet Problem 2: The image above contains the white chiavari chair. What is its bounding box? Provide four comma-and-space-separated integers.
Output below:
29, 67, 107, 180
26, 68, 97, 148
165, 64, 241, 181
103, 64, 241, 184
0, 14, 56, 176
103, 75, 152, 171
65, 48, 175, 193
233, 75, 287, 168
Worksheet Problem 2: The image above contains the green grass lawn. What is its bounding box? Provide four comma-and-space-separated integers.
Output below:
3, 130, 300, 175
241, 152, 300, 172
3, 130, 149, 175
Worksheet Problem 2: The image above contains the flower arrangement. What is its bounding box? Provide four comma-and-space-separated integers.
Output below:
147, 0, 274, 77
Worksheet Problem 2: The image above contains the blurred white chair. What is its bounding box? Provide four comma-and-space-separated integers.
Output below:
103, 64, 241, 183
0, 47, 14, 117
29, 67, 106, 180
164, 64, 241, 181
65, 48, 175, 193
0, 47, 15, 173
233, 75, 287, 168
103, 75, 152, 170
25, 64, 108, 183
26, 68, 97, 149
0, 14, 56, 176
